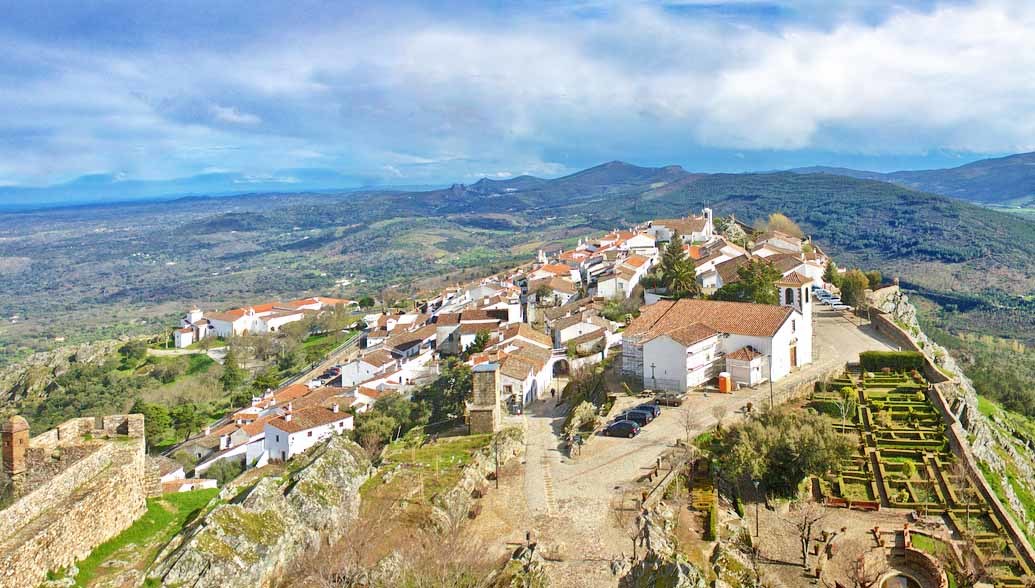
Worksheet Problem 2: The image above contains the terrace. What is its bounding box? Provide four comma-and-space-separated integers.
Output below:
810, 366, 1033, 586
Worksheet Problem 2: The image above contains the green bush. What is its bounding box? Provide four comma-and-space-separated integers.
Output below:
860, 351, 925, 373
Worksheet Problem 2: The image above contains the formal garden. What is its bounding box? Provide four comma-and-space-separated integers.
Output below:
809, 353, 1034, 586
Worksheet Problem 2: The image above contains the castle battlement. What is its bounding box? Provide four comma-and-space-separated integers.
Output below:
0, 414, 148, 588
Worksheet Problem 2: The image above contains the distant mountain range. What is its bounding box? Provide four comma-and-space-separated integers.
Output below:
0, 169, 444, 211
5, 150, 1035, 211
792, 151, 1035, 205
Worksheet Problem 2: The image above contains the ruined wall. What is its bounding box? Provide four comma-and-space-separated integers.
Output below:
0, 415, 147, 588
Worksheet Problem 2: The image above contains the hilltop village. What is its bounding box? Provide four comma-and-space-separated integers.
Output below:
3, 208, 1033, 588
164, 209, 828, 477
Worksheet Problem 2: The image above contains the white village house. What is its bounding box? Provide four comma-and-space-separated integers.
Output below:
622, 275, 813, 392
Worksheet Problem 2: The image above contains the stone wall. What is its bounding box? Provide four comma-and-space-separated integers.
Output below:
430, 427, 524, 533
0, 414, 148, 588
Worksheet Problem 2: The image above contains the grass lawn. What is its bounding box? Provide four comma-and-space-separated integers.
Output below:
909, 534, 958, 588
75, 488, 219, 586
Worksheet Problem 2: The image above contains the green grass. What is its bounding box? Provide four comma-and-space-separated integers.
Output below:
74, 489, 219, 586
909, 534, 958, 588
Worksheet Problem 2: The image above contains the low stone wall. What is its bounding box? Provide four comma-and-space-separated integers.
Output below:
0, 437, 147, 588
899, 547, 948, 588
430, 428, 524, 533
868, 311, 950, 384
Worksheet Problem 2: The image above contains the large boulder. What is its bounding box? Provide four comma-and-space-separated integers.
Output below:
150, 434, 370, 588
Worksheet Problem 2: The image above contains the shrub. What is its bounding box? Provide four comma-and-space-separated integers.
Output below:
860, 351, 925, 373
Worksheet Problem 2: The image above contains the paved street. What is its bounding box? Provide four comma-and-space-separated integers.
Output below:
472, 309, 897, 587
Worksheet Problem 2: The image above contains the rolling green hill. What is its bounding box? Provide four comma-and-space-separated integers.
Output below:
794, 151, 1035, 206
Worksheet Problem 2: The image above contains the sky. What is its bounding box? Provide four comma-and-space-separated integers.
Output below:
2, 0, 1035, 196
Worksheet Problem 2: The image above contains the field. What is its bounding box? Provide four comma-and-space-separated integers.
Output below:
811, 369, 1033, 585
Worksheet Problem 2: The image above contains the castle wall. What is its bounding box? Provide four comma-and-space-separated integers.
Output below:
0, 415, 148, 588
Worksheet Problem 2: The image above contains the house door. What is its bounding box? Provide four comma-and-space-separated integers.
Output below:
790, 346, 798, 368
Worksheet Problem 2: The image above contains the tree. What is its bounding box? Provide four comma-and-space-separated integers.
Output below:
660, 232, 686, 283
788, 500, 827, 569
765, 213, 804, 237
171, 403, 207, 441
354, 414, 398, 454
205, 458, 244, 486
832, 386, 857, 432
709, 408, 853, 497
823, 260, 842, 288
220, 347, 247, 392
358, 295, 375, 309
839, 269, 870, 308
251, 366, 281, 394
463, 330, 491, 358
412, 358, 472, 423
713, 258, 781, 305
865, 270, 882, 289
131, 400, 172, 451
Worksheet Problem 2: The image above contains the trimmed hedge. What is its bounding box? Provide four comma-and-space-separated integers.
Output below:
705, 501, 719, 541
860, 351, 925, 373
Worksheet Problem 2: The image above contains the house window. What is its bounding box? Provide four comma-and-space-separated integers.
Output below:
785, 288, 795, 305
275, 435, 280, 443
792, 320, 796, 333
804, 288, 810, 303
308, 431, 313, 437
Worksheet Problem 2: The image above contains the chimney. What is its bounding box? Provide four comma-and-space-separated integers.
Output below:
286, 402, 293, 412
332, 403, 340, 413
285, 413, 293, 422
204, 426, 211, 436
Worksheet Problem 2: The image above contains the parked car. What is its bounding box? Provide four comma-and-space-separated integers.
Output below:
615, 410, 653, 427
604, 420, 641, 438
655, 393, 685, 407
832, 304, 853, 311
634, 403, 662, 418
824, 298, 843, 306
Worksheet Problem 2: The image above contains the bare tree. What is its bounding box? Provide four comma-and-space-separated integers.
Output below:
953, 459, 978, 531
787, 500, 828, 570
831, 386, 857, 432
840, 539, 888, 588
711, 405, 728, 431
610, 491, 642, 560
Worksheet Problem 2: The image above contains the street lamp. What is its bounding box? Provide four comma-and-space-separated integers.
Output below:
650, 362, 657, 390
494, 434, 500, 489
753, 479, 761, 538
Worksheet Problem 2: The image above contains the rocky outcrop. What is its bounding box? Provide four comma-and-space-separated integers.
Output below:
429, 427, 524, 533
0, 338, 133, 409
151, 434, 370, 588
620, 507, 709, 588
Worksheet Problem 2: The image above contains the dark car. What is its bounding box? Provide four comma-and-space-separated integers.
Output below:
615, 410, 652, 427
604, 420, 641, 438
655, 393, 685, 407
634, 403, 662, 418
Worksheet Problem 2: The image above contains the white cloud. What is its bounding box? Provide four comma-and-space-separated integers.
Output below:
209, 104, 261, 125
2, 0, 1035, 185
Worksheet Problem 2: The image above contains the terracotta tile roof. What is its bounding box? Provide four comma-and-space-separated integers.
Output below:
153, 456, 184, 477
622, 254, 649, 269
767, 253, 806, 274
715, 255, 752, 285
361, 349, 397, 368
626, 298, 793, 339
548, 276, 577, 294
163, 479, 215, 493
241, 415, 277, 437
653, 216, 708, 236
502, 323, 552, 348
499, 354, 537, 380
267, 406, 351, 434
386, 323, 437, 350
568, 327, 606, 346
539, 264, 573, 277
727, 345, 763, 361
435, 313, 461, 325
663, 322, 719, 346
459, 322, 497, 335
776, 272, 812, 287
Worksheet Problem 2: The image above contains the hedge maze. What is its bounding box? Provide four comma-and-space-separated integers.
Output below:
811, 366, 1033, 586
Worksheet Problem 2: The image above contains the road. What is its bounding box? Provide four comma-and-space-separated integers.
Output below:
476, 308, 897, 587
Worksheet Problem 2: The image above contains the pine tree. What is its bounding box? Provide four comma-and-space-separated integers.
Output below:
823, 260, 841, 287
659, 232, 685, 286
220, 347, 247, 392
